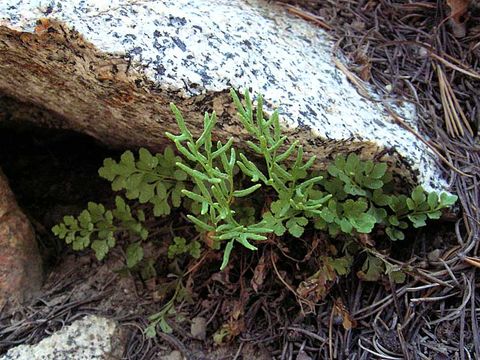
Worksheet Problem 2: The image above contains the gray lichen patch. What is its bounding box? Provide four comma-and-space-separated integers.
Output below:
0, 316, 124, 360
0, 0, 447, 191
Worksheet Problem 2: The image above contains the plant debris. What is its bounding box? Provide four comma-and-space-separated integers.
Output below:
277, 0, 480, 358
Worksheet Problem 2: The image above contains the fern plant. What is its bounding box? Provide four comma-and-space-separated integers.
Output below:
313, 153, 457, 241
52, 196, 147, 261
52, 89, 457, 281
165, 103, 275, 269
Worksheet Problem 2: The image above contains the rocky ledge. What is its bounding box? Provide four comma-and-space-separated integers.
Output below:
0, 0, 446, 192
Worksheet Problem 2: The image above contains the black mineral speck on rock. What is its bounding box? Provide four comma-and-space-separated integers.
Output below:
305, 104, 317, 117
169, 15, 187, 26
172, 36, 187, 52
44, 4, 54, 15
242, 39, 253, 49
155, 64, 166, 76
129, 47, 143, 56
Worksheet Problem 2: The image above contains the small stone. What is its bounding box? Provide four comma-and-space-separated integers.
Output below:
417, 46, 428, 58
160, 350, 183, 360
351, 20, 365, 31
190, 316, 207, 341
427, 249, 442, 263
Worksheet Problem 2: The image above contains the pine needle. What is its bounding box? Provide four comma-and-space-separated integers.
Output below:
436, 64, 474, 138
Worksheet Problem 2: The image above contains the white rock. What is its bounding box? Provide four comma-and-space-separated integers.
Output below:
0, 0, 447, 190
0, 315, 124, 360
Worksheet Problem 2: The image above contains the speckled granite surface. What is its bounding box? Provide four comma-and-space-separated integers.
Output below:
0, 0, 446, 190
0, 316, 123, 360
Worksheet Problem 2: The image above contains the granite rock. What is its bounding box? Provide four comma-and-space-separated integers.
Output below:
0, 167, 43, 307
0, 315, 125, 360
0, 0, 447, 191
